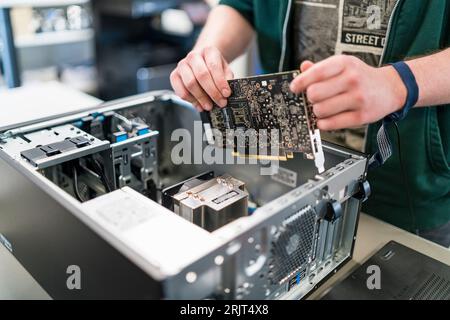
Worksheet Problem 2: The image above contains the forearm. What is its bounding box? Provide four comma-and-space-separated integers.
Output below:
194, 5, 254, 63
405, 48, 450, 107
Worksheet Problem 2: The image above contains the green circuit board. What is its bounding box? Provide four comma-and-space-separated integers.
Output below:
204, 71, 322, 162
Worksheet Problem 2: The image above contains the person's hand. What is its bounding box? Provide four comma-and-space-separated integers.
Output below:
170, 46, 234, 112
290, 55, 408, 131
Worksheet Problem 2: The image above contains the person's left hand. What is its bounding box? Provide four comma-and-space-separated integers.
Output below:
290, 55, 408, 131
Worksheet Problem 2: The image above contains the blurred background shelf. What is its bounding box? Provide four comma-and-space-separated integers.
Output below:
92, 0, 210, 99
0, 0, 95, 91
0, 1, 90, 9
1, 0, 250, 99
95, 0, 183, 18
0, 0, 212, 98
15, 28, 94, 47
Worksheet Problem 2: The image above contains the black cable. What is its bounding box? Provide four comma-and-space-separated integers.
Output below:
91, 157, 113, 192
393, 122, 419, 235
73, 166, 85, 202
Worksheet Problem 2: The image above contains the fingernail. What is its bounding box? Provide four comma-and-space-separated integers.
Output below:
204, 102, 212, 111
219, 99, 227, 108
222, 89, 231, 97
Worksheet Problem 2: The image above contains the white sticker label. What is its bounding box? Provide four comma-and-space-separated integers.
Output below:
95, 197, 157, 232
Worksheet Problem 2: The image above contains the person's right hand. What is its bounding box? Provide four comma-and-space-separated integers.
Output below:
170, 46, 234, 112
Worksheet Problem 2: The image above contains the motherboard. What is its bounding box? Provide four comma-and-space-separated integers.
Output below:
203, 71, 325, 173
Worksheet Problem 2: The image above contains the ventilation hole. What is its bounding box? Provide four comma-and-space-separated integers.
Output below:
268, 206, 317, 285
413, 274, 450, 300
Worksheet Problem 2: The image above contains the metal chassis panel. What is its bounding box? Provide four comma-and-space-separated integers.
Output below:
0, 158, 162, 299
0, 92, 368, 299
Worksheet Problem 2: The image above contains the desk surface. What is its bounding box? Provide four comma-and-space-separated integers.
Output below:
309, 213, 450, 299
0, 213, 449, 299
0, 81, 102, 131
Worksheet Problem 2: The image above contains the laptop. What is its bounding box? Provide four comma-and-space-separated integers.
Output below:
323, 241, 450, 300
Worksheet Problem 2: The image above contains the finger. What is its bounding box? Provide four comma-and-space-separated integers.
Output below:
170, 71, 198, 104
223, 57, 234, 80
317, 111, 364, 131
204, 47, 232, 98
178, 61, 213, 111
306, 73, 351, 104
193, 102, 203, 112
300, 60, 314, 73
188, 53, 227, 107
312, 93, 355, 119
290, 55, 347, 93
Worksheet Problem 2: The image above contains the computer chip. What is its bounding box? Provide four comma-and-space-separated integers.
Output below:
202, 71, 325, 173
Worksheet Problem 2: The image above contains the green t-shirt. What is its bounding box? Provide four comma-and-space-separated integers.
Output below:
293, 0, 397, 67
219, 0, 450, 232
292, 1, 397, 150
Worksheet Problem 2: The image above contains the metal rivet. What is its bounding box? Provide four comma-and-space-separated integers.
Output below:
186, 272, 197, 283
214, 255, 224, 266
